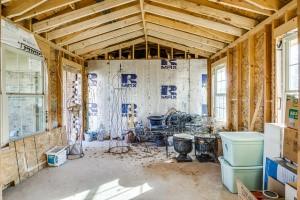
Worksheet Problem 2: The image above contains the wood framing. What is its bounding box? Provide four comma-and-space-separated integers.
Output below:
4, 0, 47, 18
248, 35, 255, 130
237, 43, 242, 131
264, 24, 272, 123
226, 49, 233, 130
207, 59, 212, 117
32, 0, 136, 33
150, 0, 258, 30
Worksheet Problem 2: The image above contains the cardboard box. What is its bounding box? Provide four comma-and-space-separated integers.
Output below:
283, 128, 298, 163
285, 95, 299, 130
267, 177, 285, 197
237, 179, 284, 200
285, 182, 297, 200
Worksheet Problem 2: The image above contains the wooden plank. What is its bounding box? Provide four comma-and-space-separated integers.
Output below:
244, 0, 280, 11
145, 14, 236, 43
57, 16, 142, 46
211, 0, 297, 59
69, 23, 144, 52
297, 0, 300, 196
207, 59, 212, 117
32, 0, 136, 33
47, 5, 140, 40
150, 0, 258, 30
248, 35, 255, 129
274, 17, 297, 37
146, 23, 225, 49
13, 0, 81, 22
226, 49, 233, 130
77, 30, 144, 55
144, 3, 244, 36
264, 24, 272, 123
209, 0, 273, 16
139, 0, 147, 43
147, 29, 217, 54
147, 36, 211, 58
4, 0, 47, 18
237, 43, 242, 130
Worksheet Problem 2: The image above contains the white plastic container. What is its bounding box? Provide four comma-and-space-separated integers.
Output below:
46, 146, 67, 167
219, 132, 264, 166
219, 156, 263, 193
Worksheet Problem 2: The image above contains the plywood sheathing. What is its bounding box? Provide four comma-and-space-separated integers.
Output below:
0, 128, 67, 190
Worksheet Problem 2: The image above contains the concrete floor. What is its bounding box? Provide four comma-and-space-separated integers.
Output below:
3, 141, 238, 200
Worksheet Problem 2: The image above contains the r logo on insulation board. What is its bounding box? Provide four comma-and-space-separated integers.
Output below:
88, 103, 98, 116
161, 59, 177, 69
122, 104, 137, 117
161, 85, 177, 99
121, 74, 137, 87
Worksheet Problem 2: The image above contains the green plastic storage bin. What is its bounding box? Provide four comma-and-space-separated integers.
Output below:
219, 156, 263, 193
219, 132, 264, 166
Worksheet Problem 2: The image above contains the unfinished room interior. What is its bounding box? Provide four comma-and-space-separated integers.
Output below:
0, 0, 300, 199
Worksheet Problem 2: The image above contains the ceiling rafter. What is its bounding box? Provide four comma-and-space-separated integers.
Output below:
69, 23, 144, 52
76, 30, 144, 55
32, 0, 136, 33
139, 0, 148, 44
4, 0, 48, 18
244, 0, 281, 11
145, 14, 236, 43
13, 0, 81, 22
144, 3, 244, 36
146, 23, 225, 49
56, 15, 142, 46
208, 0, 274, 16
83, 37, 146, 59
147, 29, 215, 54
47, 5, 141, 40
149, 0, 258, 30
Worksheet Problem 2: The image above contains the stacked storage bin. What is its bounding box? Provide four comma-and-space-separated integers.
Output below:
218, 132, 264, 193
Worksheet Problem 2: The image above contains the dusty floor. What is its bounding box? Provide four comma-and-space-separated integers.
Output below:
3, 141, 238, 200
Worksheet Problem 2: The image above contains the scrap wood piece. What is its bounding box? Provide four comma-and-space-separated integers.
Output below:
250, 88, 264, 131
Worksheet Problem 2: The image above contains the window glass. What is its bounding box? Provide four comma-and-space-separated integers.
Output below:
286, 36, 299, 92
214, 65, 227, 122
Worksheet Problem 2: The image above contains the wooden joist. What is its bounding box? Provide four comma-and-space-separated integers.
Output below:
149, 0, 258, 30
211, 0, 297, 59
69, 23, 144, 52
83, 37, 145, 59
147, 36, 211, 58
145, 15, 235, 43
13, 0, 82, 22
146, 23, 225, 49
139, 0, 148, 44
245, 0, 281, 11
143, 3, 244, 36
4, 0, 47, 18
77, 30, 144, 55
147, 29, 215, 54
56, 16, 142, 46
47, 5, 140, 40
208, 0, 273, 16
32, 0, 136, 33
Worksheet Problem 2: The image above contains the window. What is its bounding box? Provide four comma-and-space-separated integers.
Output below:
2, 44, 46, 142
213, 64, 227, 122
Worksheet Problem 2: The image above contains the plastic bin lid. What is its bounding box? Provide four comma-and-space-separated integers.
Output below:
218, 156, 263, 169
219, 132, 264, 142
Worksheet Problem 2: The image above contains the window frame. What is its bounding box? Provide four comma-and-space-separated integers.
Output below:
1, 43, 47, 145
212, 61, 227, 123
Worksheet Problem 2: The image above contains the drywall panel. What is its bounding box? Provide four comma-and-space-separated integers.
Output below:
87, 59, 207, 137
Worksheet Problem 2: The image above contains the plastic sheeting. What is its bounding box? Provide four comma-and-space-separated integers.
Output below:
87, 59, 207, 137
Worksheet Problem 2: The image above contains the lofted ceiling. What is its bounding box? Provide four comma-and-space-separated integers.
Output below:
1, 0, 292, 59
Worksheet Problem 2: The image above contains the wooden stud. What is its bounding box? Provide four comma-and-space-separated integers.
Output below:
264, 24, 272, 123
132, 45, 135, 59
237, 43, 242, 130
171, 48, 173, 59
226, 49, 233, 130
157, 44, 160, 58
248, 35, 255, 130
207, 59, 212, 117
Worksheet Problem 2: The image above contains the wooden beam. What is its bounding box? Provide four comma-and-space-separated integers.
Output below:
157, 43, 160, 58
139, 0, 148, 44
211, 0, 297, 59
147, 29, 216, 54
84, 37, 145, 59
226, 49, 233, 130
47, 5, 140, 40
208, 0, 273, 16
207, 59, 212, 117
264, 24, 272, 123
13, 0, 81, 22
32, 0, 136, 33
245, 0, 280, 11
145, 14, 235, 43
57, 16, 142, 46
144, 3, 244, 36
4, 0, 47, 18
150, 0, 257, 30
146, 23, 226, 49
237, 43, 242, 130
274, 17, 297, 37
147, 36, 211, 58
69, 23, 144, 52
77, 30, 144, 55
248, 35, 255, 130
